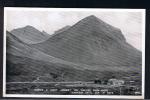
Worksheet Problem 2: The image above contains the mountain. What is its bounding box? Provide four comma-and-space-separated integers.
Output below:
10, 25, 50, 44
32, 15, 141, 68
6, 15, 142, 83
6, 30, 141, 82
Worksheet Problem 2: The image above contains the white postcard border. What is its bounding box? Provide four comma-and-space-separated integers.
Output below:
3, 7, 146, 99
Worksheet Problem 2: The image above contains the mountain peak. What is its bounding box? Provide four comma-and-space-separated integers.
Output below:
86, 15, 97, 18
25, 25, 34, 28
24, 25, 38, 31
83, 15, 99, 22
10, 26, 50, 44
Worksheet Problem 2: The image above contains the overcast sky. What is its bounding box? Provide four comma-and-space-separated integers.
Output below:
5, 8, 145, 51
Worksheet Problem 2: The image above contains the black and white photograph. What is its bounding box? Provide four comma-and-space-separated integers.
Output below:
3, 8, 145, 99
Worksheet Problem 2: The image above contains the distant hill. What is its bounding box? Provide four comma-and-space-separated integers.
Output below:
10, 25, 50, 44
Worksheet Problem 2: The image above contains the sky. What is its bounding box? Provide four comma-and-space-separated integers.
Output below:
5, 8, 145, 51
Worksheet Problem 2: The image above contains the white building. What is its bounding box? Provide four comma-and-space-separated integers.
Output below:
108, 79, 124, 86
